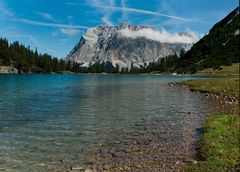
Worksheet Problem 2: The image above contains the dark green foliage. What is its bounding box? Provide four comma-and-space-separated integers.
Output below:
76, 52, 181, 74
0, 38, 11, 65
0, 38, 81, 73
176, 7, 240, 73
142, 53, 180, 73
84, 61, 120, 73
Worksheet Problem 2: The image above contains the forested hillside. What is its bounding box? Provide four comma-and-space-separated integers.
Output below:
176, 7, 239, 73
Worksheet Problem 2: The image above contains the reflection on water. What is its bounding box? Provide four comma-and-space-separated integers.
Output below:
0, 74, 215, 171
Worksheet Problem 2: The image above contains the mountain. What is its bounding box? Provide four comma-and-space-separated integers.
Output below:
66, 23, 198, 72
177, 7, 240, 72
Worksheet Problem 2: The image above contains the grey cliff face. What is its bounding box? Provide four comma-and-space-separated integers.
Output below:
66, 23, 197, 70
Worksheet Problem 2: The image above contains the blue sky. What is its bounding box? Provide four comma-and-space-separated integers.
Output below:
0, 0, 238, 58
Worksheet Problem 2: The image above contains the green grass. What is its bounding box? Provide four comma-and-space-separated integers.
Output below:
183, 76, 240, 172
185, 109, 240, 172
182, 77, 239, 100
197, 63, 239, 75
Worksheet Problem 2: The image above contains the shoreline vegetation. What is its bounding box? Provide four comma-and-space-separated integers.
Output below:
180, 75, 239, 172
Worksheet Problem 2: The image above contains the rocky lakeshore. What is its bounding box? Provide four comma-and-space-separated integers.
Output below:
0, 66, 18, 74
50, 86, 227, 172
0, 75, 237, 172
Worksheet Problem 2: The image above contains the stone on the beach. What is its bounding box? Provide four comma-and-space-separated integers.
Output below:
70, 166, 83, 170
192, 160, 198, 165
85, 168, 93, 172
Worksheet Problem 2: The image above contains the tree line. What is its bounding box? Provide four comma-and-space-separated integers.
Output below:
79, 50, 186, 74
0, 37, 83, 73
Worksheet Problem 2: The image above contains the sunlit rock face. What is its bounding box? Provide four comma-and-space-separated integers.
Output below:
66, 23, 199, 70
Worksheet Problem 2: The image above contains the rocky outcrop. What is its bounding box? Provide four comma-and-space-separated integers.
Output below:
66, 23, 198, 71
0, 66, 18, 74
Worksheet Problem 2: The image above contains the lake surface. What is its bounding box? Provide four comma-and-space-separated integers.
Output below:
0, 74, 217, 171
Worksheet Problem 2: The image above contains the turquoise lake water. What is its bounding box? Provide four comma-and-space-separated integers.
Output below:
0, 74, 216, 171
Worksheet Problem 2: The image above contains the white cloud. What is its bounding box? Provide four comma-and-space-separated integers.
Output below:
119, 28, 199, 44
60, 28, 80, 36
34, 11, 55, 21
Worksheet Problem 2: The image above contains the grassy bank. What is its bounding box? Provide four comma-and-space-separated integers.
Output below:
182, 77, 239, 172
195, 63, 239, 76
183, 77, 239, 100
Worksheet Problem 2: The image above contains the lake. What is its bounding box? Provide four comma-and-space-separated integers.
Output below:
0, 74, 218, 171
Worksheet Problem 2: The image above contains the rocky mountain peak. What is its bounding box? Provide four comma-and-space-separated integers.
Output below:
67, 23, 198, 71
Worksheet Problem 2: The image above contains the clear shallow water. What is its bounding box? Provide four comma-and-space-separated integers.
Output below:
0, 74, 215, 171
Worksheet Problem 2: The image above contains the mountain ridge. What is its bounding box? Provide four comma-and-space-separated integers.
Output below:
66, 23, 198, 71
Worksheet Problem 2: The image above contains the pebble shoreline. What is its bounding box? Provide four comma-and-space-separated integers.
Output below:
50, 84, 235, 172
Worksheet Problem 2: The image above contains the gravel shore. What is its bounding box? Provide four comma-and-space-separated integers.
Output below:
55, 85, 231, 172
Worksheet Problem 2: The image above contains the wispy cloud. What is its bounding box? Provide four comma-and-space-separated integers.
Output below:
13, 18, 88, 29
14, 17, 85, 37
106, 0, 115, 25
0, 1, 88, 30
100, 5, 191, 22
34, 11, 55, 21
85, 0, 115, 25
102, 16, 113, 25
67, 0, 115, 25
121, 0, 128, 21
60, 28, 80, 36
158, 0, 175, 16
67, 2, 192, 22
0, 0, 14, 19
